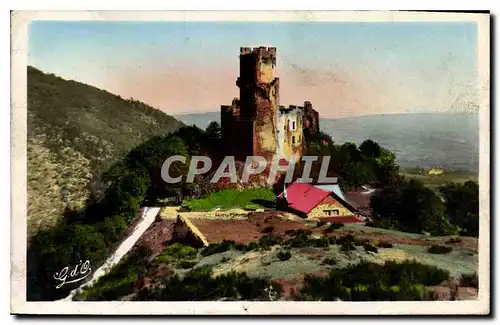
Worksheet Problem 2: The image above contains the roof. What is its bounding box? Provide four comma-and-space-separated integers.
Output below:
343, 191, 375, 216
313, 183, 345, 201
277, 182, 331, 214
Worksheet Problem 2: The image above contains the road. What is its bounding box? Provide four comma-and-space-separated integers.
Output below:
58, 207, 161, 301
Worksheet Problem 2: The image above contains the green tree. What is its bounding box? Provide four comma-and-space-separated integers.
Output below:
359, 139, 382, 158
100, 214, 128, 243
339, 161, 376, 191
371, 179, 460, 236
69, 224, 109, 263
174, 125, 209, 156
439, 181, 479, 236
206, 121, 221, 145
371, 148, 400, 187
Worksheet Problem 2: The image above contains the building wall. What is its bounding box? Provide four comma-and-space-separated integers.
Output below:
221, 99, 254, 160
277, 107, 304, 162
307, 195, 355, 219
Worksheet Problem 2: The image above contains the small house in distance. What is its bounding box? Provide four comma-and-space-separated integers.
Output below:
277, 182, 364, 223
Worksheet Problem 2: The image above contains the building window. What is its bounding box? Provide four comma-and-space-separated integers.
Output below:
292, 136, 295, 144
323, 209, 340, 216
292, 121, 296, 130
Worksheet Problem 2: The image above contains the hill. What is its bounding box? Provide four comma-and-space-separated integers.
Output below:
27, 66, 183, 236
72, 212, 478, 302
175, 112, 479, 173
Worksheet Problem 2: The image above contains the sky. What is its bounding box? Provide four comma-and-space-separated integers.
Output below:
28, 21, 479, 118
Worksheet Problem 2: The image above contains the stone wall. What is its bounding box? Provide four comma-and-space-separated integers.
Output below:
307, 195, 355, 219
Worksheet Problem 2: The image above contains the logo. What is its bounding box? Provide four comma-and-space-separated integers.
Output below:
160, 155, 336, 185
53, 260, 92, 289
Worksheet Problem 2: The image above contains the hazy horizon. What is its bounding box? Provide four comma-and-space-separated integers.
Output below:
29, 21, 479, 118
173, 110, 478, 118
174, 111, 479, 173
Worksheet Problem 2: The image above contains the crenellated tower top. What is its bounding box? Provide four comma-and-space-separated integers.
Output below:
239, 46, 277, 67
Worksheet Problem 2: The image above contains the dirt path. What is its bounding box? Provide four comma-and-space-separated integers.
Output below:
58, 207, 161, 301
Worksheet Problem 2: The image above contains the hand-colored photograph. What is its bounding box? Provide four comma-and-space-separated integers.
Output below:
11, 11, 490, 315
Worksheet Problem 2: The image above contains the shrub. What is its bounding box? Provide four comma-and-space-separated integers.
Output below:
322, 258, 336, 266
311, 236, 331, 248
341, 241, 356, 252
258, 235, 283, 250
460, 273, 478, 288
285, 229, 312, 237
235, 242, 258, 252
157, 243, 198, 263
176, 260, 198, 269
382, 260, 450, 286
135, 267, 283, 301
100, 214, 128, 243
74, 246, 152, 301
296, 260, 450, 301
337, 234, 355, 245
363, 243, 378, 253
377, 241, 393, 248
427, 245, 452, 254
283, 230, 313, 248
277, 250, 292, 261
201, 240, 235, 256
261, 226, 275, 234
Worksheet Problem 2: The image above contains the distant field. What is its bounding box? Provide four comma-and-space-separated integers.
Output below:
401, 171, 478, 189
183, 188, 276, 211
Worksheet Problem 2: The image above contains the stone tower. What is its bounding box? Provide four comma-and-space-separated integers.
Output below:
221, 46, 280, 161
221, 46, 319, 163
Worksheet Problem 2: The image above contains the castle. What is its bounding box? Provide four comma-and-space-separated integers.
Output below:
221, 46, 319, 163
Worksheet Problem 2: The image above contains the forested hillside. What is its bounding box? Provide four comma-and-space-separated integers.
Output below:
27, 66, 183, 236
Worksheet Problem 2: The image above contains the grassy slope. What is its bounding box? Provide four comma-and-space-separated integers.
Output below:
183, 188, 276, 211
27, 66, 184, 236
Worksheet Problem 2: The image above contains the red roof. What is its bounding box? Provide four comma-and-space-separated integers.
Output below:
277, 182, 330, 214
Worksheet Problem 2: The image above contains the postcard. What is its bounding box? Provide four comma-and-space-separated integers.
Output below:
10, 10, 490, 315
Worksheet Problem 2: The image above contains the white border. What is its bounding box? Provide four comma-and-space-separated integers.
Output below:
10, 10, 490, 315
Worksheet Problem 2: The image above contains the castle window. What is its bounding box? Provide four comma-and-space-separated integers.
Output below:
292, 121, 296, 130
292, 136, 296, 144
